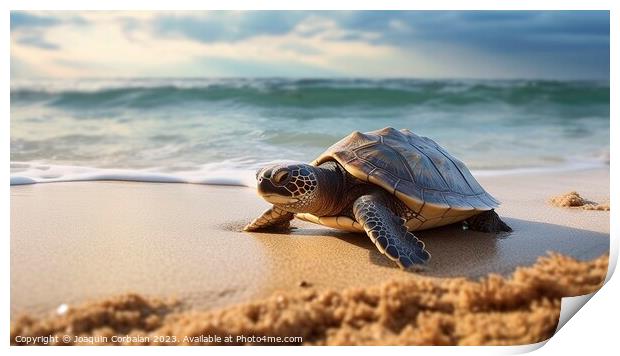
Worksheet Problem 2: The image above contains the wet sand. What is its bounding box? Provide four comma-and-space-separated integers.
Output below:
11, 168, 610, 324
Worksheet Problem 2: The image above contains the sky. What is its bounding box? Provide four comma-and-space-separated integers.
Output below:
10, 11, 610, 80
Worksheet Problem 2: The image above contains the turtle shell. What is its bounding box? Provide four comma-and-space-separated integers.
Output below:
309, 127, 500, 230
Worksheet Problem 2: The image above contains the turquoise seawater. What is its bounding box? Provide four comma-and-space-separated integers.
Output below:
10, 78, 609, 185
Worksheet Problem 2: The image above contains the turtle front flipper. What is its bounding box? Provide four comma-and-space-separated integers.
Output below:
244, 206, 294, 232
353, 194, 431, 269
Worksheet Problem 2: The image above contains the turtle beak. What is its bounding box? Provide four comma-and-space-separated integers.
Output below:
257, 168, 293, 200
261, 194, 298, 204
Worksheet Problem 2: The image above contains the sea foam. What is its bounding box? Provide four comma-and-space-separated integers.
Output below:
10, 162, 258, 187
10, 159, 608, 187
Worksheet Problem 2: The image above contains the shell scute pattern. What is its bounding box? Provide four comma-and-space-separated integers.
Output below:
355, 145, 413, 183
313, 128, 500, 217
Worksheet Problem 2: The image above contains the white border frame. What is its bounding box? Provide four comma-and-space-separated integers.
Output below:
4, 2, 616, 355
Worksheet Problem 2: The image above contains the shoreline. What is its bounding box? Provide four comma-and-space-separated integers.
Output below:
10, 159, 609, 187
11, 168, 610, 321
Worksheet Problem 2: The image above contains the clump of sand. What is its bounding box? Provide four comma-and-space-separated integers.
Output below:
11, 253, 608, 346
550, 191, 609, 211
11, 294, 179, 346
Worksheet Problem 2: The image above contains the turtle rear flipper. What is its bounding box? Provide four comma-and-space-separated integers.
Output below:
465, 209, 512, 233
353, 194, 431, 269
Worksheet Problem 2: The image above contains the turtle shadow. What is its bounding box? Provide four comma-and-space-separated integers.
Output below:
288, 226, 410, 269
413, 217, 609, 279
286, 217, 609, 278
219, 219, 299, 234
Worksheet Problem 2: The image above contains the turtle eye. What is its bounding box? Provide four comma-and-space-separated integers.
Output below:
273, 170, 290, 184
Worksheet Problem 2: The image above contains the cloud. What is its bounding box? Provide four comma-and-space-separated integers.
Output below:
11, 11, 88, 29
10, 12, 60, 29
335, 11, 609, 50
188, 56, 339, 77
9, 11, 610, 80
333, 11, 610, 79
17, 35, 60, 50
153, 12, 306, 43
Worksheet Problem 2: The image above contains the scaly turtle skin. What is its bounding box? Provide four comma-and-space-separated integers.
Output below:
244, 127, 512, 269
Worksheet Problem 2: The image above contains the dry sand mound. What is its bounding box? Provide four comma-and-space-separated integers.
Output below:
550, 191, 609, 211
11, 253, 608, 346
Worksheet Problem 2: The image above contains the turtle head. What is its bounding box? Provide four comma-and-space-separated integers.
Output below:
255, 162, 320, 213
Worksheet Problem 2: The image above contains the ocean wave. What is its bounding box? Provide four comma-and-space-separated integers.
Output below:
10, 78, 610, 177
11, 78, 610, 110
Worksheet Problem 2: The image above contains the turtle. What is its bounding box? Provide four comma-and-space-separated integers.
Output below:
244, 127, 512, 269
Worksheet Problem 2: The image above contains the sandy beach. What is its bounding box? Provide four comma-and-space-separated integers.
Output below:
10, 9, 611, 346
10, 168, 610, 345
